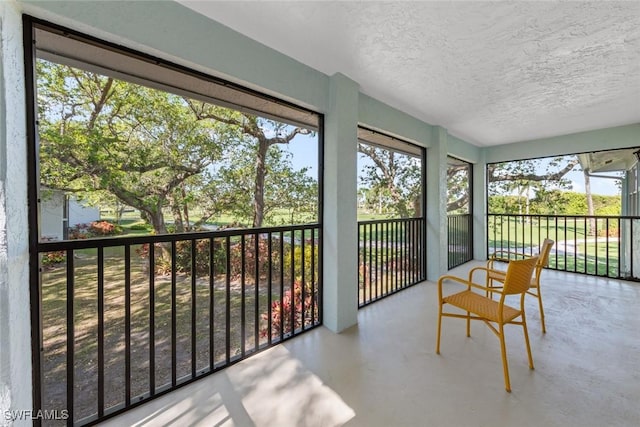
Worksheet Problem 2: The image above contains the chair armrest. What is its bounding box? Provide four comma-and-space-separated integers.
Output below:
437, 274, 470, 302
468, 281, 502, 293
438, 273, 502, 301
490, 250, 532, 260
488, 251, 532, 269
468, 266, 505, 283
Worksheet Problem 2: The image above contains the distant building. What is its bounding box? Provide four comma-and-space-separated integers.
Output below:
40, 191, 100, 240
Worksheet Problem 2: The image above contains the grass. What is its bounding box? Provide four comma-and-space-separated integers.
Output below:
102, 208, 318, 234
487, 217, 625, 277
487, 216, 620, 247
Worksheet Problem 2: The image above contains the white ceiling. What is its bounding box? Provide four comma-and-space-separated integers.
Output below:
179, 1, 640, 147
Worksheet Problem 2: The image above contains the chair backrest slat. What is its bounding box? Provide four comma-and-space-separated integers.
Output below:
503, 256, 539, 295
534, 239, 555, 281
538, 238, 554, 268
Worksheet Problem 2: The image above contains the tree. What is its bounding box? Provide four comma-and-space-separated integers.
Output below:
488, 157, 579, 187
487, 157, 579, 214
583, 170, 596, 235
358, 144, 422, 218
187, 102, 313, 227
38, 59, 318, 239
37, 59, 233, 235
447, 161, 471, 214
210, 142, 317, 226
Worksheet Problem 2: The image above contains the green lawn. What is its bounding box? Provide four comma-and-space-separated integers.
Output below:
487, 216, 623, 277
102, 208, 318, 231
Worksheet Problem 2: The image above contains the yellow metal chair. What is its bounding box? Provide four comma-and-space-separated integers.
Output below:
436, 256, 539, 392
485, 239, 554, 333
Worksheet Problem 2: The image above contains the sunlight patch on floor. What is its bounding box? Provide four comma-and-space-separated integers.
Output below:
101, 344, 354, 427
227, 345, 355, 427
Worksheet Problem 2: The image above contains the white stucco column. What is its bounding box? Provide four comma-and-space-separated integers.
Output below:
323, 73, 359, 333
426, 126, 448, 280
473, 153, 487, 260
0, 1, 33, 423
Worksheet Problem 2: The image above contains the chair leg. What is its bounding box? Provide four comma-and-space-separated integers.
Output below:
466, 311, 471, 337
436, 303, 443, 354
536, 290, 546, 333
498, 324, 511, 392
522, 314, 534, 370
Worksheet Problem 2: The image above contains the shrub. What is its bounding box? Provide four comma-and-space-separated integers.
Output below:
175, 239, 227, 275
89, 220, 122, 236
282, 240, 319, 283
68, 223, 89, 240
129, 223, 151, 231
68, 221, 122, 239
41, 250, 66, 265
228, 235, 281, 280
260, 280, 318, 339
136, 234, 316, 280
137, 240, 227, 276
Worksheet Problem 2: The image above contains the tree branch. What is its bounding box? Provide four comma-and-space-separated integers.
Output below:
488, 159, 578, 183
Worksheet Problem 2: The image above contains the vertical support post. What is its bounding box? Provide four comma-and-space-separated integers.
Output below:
473, 151, 487, 261
620, 174, 629, 275
323, 73, 358, 333
426, 126, 448, 280
1, 6, 33, 419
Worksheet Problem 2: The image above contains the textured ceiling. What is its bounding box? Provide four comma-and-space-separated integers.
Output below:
179, 1, 640, 146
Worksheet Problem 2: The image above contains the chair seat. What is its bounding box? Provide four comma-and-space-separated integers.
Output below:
487, 269, 538, 288
443, 290, 521, 323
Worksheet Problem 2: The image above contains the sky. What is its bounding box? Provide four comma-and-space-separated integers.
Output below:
566, 170, 621, 196
287, 137, 621, 197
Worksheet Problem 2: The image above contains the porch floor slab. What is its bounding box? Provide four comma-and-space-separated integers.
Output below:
100, 262, 640, 427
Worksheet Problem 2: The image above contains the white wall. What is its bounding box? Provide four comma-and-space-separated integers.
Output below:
0, 1, 33, 423
68, 199, 99, 227
40, 192, 64, 240
484, 124, 640, 164
358, 93, 433, 148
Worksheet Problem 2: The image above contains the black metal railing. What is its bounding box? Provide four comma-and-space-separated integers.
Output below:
488, 214, 640, 281
357, 218, 426, 308
36, 224, 321, 425
447, 214, 473, 269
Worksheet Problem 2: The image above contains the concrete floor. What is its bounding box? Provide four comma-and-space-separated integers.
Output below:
101, 262, 640, 427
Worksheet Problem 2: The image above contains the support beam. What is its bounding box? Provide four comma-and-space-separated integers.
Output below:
473, 152, 487, 260
426, 126, 449, 280
0, 2, 34, 422
322, 73, 359, 333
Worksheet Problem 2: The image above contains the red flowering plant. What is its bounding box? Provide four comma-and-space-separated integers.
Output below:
260, 280, 318, 339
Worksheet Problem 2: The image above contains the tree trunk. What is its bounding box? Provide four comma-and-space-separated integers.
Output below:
148, 208, 168, 235
584, 171, 596, 236
114, 200, 124, 224
146, 207, 170, 262
253, 140, 269, 228
181, 186, 191, 231
168, 193, 184, 233
413, 195, 422, 218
